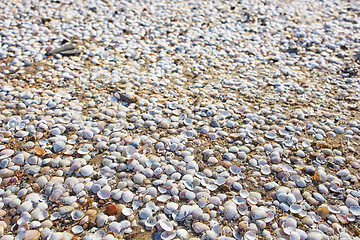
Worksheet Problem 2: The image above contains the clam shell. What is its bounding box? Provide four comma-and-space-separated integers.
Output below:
159, 220, 174, 231
122, 190, 134, 203
71, 225, 83, 234
71, 210, 85, 221
108, 222, 122, 233
161, 231, 176, 240
192, 222, 209, 233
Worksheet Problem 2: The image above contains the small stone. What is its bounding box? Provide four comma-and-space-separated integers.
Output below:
106, 203, 118, 216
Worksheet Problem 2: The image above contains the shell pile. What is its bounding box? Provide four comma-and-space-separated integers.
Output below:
0, 0, 359, 239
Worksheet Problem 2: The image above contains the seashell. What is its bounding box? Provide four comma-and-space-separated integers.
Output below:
108, 222, 122, 233
251, 207, 267, 220
77, 148, 89, 155
290, 204, 303, 214
145, 217, 157, 228
349, 206, 360, 216
15, 130, 29, 138
206, 184, 218, 191
32, 147, 45, 156
122, 191, 134, 203
53, 141, 65, 153
80, 165, 93, 177
96, 213, 108, 227
176, 229, 189, 240
224, 205, 239, 220
97, 188, 111, 200
317, 205, 329, 218
164, 202, 178, 214
244, 231, 257, 240
265, 131, 277, 139
139, 208, 152, 219
240, 190, 249, 198
161, 231, 176, 240
157, 195, 170, 202
159, 220, 174, 231
230, 165, 241, 175
122, 207, 133, 216
307, 231, 326, 240
175, 205, 194, 221
23, 230, 40, 240
0, 149, 14, 159
93, 230, 105, 239
289, 232, 301, 240
106, 203, 118, 216
120, 220, 131, 229
215, 177, 226, 185
260, 165, 271, 175
71, 225, 83, 234
71, 210, 85, 221
238, 202, 249, 215
192, 222, 209, 233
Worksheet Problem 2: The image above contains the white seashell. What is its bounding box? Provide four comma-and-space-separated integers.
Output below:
15, 131, 29, 138
80, 165, 93, 177
224, 205, 239, 220
93, 230, 106, 239
97, 189, 111, 200
77, 148, 89, 155
108, 222, 122, 233
175, 205, 194, 221
215, 177, 226, 185
251, 207, 267, 220
71, 210, 85, 221
0, 149, 14, 159
157, 195, 170, 202
260, 165, 271, 175
159, 220, 174, 231
122, 207, 133, 216
230, 165, 241, 175
240, 190, 249, 198
265, 132, 277, 139
71, 225, 83, 234
23, 230, 40, 240
244, 231, 257, 240
53, 141, 65, 153
349, 206, 360, 216
176, 229, 189, 240
164, 202, 178, 214
192, 222, 209, 233
120, 220, 131, 229
122, 190, 134, 203
290, 204, 303, 214
145, 217, 157, 228
139, 208, 152, 219
161, 231, 176, 240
